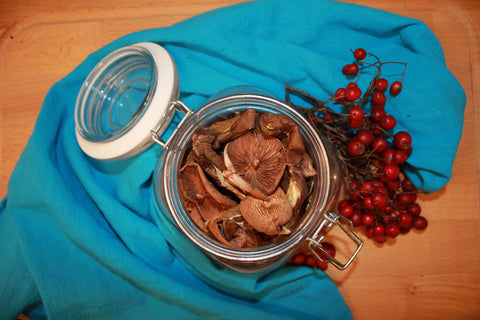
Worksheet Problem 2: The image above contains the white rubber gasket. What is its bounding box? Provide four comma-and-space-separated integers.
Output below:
75, 42, 177, 161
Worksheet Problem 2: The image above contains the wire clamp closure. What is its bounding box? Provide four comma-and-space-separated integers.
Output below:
307, 211, 364, 270
151, 100, 193, 149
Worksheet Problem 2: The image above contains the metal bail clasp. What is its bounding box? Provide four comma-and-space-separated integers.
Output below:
150, 100, 193, 149
307, 211, 364, 270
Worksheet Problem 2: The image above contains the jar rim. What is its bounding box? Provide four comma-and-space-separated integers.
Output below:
75, 42, 179, 160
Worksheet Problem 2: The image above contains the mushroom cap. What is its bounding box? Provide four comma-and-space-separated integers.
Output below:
224, 131, 286, 195
179, 162, 237, 221
239, 187, 293, 235
207, 108, 256, 145
259, 113, 306, 166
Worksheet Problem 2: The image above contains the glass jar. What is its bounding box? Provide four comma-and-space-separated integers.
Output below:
75, 42, 363, 273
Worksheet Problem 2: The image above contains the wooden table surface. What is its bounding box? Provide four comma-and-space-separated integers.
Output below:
1, 0, 479, 319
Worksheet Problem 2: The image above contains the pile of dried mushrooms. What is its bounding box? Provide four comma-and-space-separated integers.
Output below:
179, 109, 318, 248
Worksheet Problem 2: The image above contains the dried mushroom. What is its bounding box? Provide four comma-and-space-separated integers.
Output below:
239, 187, 293, 236
205, 205, 260, 248
300, 152, 318, 177
222, 169, 268, 201
179, 162, 237, 221
192, 127, 226, 172
285, 167, 308, 213
259, 113, 306, 166
179, 110, 317, 249
207, 109, 256, 146
224, 131, 286, 195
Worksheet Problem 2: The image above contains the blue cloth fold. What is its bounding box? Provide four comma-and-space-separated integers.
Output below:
1, 0, 465, 319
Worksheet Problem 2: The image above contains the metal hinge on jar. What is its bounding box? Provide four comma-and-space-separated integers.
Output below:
151, 100, 193, 149
307, 211, 363, 270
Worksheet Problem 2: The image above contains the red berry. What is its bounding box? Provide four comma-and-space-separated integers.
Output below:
362, 214, 375, 226
375, 186, 388, 196
350, 211, 362, 227
397, 192, 416, 205
338, 199, 351, 210
365, 226, 374, 238
372, 192, 388, 209
316, 260, 328, 270
305, 255, 316, 267
340, 204, 354, 218
371, 109, 386, 123
335, 88, 347, 101
380, 114, 397, 130
412, 216, 428, 230
402, 178, 416, 192
323, 113, 334, 121
393, 131, 412, 150
386, 178, 400, 191
356, 129, 374, 146
349, 180, 361, 201
353, 48, 367, 60
348, 119, 363, 129
342, 63, 359, 76
318, 242, 336, 260
371, 180, 385, 189
371, 90, 386, 104
373, 224, 385, 236
363, 196, 375, 210
382, 164, 400, 181
382, 205, 394, 214
393, 149, 408, 164
346, 86, 362, 101
347, 139, 365, 156
397, 213, 413, 227
407, 203, 422, 216
359, 181, 375, 196
347, 82, 358, 89
374, 235, 387, 244
371, 102, 386, 110
385, 223, 400, 238
374, 78, 389, 91
292, 253, 306, 265
372, 137, 388, 153
381, 148, 396, 165
390, 81, 403, 95
349, 107, 364, 121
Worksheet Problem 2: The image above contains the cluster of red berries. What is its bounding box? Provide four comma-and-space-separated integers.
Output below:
334, 49, 428, 244
285, 48, 428, 251
289, 242, 336, 271
338, 176, 428, 244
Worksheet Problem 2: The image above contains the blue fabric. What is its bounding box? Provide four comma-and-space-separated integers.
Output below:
1, 0, 465, 319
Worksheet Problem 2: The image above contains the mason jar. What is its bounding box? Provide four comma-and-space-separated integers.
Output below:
75, 42, 363, 273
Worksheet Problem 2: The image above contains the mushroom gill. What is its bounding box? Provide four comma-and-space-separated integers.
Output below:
239, 187, 293, 235
223, 131, 286, 195
179, 162, 237, 222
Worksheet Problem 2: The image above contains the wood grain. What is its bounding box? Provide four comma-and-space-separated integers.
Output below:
1, 0, 479, 319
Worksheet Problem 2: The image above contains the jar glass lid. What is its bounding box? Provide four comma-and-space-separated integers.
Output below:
75, 42, 179, 160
